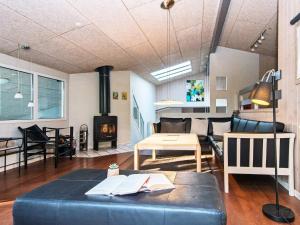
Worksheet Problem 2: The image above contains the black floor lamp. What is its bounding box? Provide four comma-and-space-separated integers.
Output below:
249, 69, 295, 223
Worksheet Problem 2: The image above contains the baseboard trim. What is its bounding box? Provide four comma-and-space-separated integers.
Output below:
0, 155, 53, 173
295, 190, 300, 200
276, 177, 289, 191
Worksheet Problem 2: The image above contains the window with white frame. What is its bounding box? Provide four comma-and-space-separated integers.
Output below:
0, 66, 33, 121
38, 76, 64, 119
216, 76, 227, 91
0, 65, 65, 121
216, 98, 227, 113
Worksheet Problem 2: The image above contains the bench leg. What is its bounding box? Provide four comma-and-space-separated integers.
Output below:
152, 149, 156, 160
224, 171, 229, 193
134, 145, 139, 170
288, 173, 295, 196
196, 145, 201, 172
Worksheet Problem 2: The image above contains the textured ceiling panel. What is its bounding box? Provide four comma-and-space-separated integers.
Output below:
62, 24, 134, 65
177, 25, 201, 59
69, 0, 146, 49
226, 21, 265, 50
0, 0, 89, 34
0, 4, 55, 45
220, 0, 277, 56
126, 42, 163, 70
9, 49, 82, 73
219, 0, 244, 46
122, 0, 155, 9
0, 0, 276, 83
0, 37, 16, 53
171, 0, 204, 31
237, 0, 277, 24
32, 37, 98, 66
129, 0, 180, 58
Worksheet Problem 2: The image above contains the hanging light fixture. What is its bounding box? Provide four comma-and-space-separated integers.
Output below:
27, 101, 34, 107
27, 46, 34, 108
154, 0, 183, 106
14, 44, 23, 99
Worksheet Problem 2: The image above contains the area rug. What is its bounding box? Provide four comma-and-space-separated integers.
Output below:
140, 155, 221, 173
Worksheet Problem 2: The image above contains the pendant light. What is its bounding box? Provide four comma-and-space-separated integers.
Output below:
154, 0, 183, 106
27, 47, 34, 108
14, 44, 23, 99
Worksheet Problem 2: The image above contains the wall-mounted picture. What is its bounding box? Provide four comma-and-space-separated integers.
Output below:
122, 92, 127, 100
113, 91, 118, 100
186, 80, 205, 102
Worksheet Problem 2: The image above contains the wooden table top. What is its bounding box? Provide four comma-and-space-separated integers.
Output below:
136, 133, 200, 150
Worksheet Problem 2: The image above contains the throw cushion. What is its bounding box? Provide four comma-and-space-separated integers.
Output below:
212, 121, 231, 136
160, 121, 186, 133
190, 118, 208, 136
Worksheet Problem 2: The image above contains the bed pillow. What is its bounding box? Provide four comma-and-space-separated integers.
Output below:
190, 118, 208, 136
212, 121, 231, 136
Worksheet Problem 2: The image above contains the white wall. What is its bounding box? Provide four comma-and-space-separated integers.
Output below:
155, 47, 260, 119
69, 71, 137, 149
210, 46, 260, 114
69, 72, 99, 149
130, 72, 156, 144
0, 53, 69, 171
110, 71, 131, 145
156, 73, 209, 107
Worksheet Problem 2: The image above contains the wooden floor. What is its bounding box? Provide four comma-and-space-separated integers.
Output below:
0, 153, 299, 225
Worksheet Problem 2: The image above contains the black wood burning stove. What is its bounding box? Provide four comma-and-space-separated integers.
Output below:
93, 116, 117, 150
93, 65, 118, 150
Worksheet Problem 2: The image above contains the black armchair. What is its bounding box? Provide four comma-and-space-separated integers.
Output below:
18, 125, 74, 168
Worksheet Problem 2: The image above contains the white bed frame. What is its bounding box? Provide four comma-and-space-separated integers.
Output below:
223, 132, 295, 196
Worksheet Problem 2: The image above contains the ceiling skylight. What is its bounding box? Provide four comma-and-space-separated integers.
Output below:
151, 61, 192, 81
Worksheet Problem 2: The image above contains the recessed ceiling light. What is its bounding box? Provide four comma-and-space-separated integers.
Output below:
151, 61, 192, 81
75, 22, 82, 27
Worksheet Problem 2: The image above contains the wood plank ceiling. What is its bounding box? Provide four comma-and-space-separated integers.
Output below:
0, 0, 277, 84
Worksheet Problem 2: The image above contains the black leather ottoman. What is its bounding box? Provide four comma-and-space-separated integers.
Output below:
13, 169, 226, 225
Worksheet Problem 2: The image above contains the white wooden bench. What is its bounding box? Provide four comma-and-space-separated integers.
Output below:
223, 132, 295, 196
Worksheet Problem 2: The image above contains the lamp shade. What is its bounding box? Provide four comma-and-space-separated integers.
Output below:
27, 101, 34, 107
249, 81, 272, 106
14, 91, 23, 99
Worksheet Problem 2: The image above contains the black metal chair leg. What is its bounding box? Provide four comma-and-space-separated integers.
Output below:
43, 144, 47, 164
70, 126, 74, 160
55, 129, 59, 168
18, 148, 21, 176
4, 150, 7, 174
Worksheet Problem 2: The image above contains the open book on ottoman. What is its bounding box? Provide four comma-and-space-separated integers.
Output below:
85, 173, 175, 196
